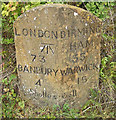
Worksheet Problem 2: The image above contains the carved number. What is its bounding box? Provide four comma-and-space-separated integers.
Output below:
31, 54, 45, 63
73, 90, 77, 96
80, 53, 86, 61
69, 53, 78, 63
35, 79, 41, 86
31, 54, 36, 62
39, 55, 45, 63
69, 52, 86, 63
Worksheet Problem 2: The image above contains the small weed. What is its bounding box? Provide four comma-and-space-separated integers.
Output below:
2, 74, 26, 118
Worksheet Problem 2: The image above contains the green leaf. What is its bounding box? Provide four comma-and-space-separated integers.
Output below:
11, 6, 16, 11
2, 78, 8, 85
18, 101, 25, 109
9, 74, 17, 83
13, 93, 16, 97
83, 100, 90, 109
11, 89, 14, 94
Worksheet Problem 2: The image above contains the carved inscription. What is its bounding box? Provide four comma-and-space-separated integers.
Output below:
41, 43, 54, 54
14, 4, 101, 108
18, 63, 99, 76
35, 79, 41, 86
15, 28, 99, 38
31, 54, 45, 63
25, 88, 78, 99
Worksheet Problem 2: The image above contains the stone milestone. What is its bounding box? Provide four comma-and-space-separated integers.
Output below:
14, 4, 102, 108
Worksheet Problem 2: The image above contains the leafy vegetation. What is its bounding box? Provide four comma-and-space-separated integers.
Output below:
1, 1, 115, 119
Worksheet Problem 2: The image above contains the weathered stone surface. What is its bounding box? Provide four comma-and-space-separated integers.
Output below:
14, 4, 102, 108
